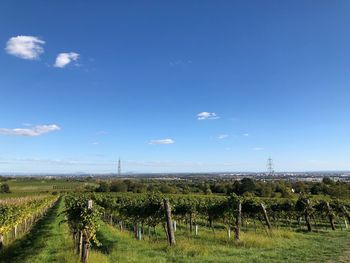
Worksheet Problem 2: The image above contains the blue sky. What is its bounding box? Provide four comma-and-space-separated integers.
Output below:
1, 1, 350, 173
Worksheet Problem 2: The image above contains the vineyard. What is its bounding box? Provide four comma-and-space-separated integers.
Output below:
1, 190, 350, 263
0, 195, 58, 250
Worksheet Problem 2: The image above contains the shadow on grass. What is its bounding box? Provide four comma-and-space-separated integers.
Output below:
94, 227, 117, 254
0, 199, 61, 263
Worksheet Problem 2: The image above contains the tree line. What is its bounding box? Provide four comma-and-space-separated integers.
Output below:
94, 177, 350, 199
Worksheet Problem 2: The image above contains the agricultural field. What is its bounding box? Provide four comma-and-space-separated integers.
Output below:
0, 178, 98, 200
0, 178, 350, 263
2, 178, 96, 193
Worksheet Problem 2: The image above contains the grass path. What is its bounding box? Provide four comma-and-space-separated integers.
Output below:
0, 197, 79, 263
327, 236, 350, 263
91, 222, 350, 263
93, 222, 169, 263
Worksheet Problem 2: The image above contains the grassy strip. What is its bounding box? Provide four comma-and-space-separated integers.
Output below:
91, 222, 350, 263
0, 197, 78, 263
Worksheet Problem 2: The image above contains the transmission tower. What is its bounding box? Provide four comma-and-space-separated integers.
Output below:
267, 157, 274, 176
118, 158, 121, 176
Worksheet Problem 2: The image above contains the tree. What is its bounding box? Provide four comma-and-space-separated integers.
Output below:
160, 184, 177, 194
96, 182, 110, 192
310, 183, 323, 195
110, 181, 128, 192
0, 183, 10, 193
238, 178, 256, 195
204, 184, 212, 195
293, 181, 307, 194
322, 177, 334, 185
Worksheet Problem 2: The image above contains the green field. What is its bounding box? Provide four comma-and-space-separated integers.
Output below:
0, 179, 97, 197
1, 179, 350, 263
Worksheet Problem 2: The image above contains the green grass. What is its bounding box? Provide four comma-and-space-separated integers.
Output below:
0, 197, 78, 263
88, 222, 350, 263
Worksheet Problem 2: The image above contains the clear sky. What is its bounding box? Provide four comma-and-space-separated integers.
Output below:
1, 1, 350, 173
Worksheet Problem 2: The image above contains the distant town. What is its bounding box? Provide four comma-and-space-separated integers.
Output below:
1, 171, 349, 182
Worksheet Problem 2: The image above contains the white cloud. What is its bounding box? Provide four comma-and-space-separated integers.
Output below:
197, 112, 219, 120
217, 134, 229, 139
0, 124, 60, 137
149, 138, 175, 145
54, 52, 79, 68
92, 142, 99, 145
243, 133, 249, 137
253, 147, 264, 151
5, 36, 45, 60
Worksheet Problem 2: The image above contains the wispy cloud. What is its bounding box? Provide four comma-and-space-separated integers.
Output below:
5, 36, 45, 60
149, 138, 175, 145
217, 134, 229, 139
243, 133, 249, 137
0, 124, 60, 137
54, 52, 79, 68
253, 147, 264, 151
197, 112, 219, 120
92, 142, 99, 146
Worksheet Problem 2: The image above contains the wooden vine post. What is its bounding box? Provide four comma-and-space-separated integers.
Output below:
260, 203, 272, 230
342, 206, 350, 225
305, 199, 312, 232
234, 201, 242, 241
134, 224, 138, 239
163, 198, 176, 246
326, 202, 335, 231
81, 236, 89, 262
81, 200, 93, 263
189, 214, 193, 233
14, 225, 17, 239
138, 226, 142, 240
0, 234, 3, 250
78, 231, 83, 255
